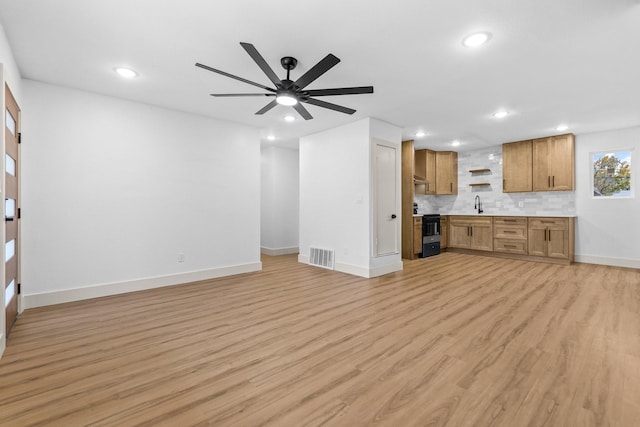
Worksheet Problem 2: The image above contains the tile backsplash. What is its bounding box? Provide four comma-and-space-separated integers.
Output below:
414, 145, 576, 216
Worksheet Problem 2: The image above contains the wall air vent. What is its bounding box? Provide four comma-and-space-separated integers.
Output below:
309, 247, 335, 270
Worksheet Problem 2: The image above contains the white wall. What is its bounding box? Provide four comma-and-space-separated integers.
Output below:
300, 119, 371, 272
260, 145, 299, 255
574, 126, 640, 268
20, 80, 262, 307
299, 117, 402, 277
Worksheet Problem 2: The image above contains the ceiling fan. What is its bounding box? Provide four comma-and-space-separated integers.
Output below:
195, 42, 374, 120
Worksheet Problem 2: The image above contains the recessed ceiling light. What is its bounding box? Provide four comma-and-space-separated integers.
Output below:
555, 124, 569, 131
284, 115, 296, 122
451, 140, 461, 147
267, 135, 276, 141
114, 67, 138, 78
462, 32, 492, 48
493, 110, 509, 119
415, 131, 426, 138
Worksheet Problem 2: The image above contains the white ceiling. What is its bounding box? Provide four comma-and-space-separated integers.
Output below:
1, 0, 639, 151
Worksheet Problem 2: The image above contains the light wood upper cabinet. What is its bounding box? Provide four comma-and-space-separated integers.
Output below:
502, 140, 532, 192
414, 149, 436, 195
436, 151, 458, 195
532, 134, 575, 191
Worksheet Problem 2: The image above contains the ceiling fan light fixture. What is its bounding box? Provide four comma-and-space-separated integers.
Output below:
276, 94, 298, 106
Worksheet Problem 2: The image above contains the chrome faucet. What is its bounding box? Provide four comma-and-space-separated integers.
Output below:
474, 195, 483, 214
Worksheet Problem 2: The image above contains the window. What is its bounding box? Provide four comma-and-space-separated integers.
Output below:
592, 150, 632, 198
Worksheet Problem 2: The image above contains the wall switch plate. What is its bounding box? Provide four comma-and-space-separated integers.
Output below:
178, 253, 185, 262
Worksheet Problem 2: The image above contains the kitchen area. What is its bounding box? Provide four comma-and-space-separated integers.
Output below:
401, 135, 577, 265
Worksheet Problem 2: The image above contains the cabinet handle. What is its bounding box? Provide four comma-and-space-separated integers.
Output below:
503, 179, 506, 189
504, 230, 516, 234
504, 219, 517, 222
548, 229, 551, 242
548, 176, 551, 187
505, 245, 517, 248
541, 221, 555, 224
552, 176, 555, 187
450, 182, 453, 193
470, 227, 473, 237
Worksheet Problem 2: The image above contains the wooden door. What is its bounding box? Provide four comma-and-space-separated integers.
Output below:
547, 134, 574, 191
5, 85, 20, 336
502, 140, 532, 192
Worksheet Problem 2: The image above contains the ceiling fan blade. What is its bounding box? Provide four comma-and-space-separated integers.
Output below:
255, 100, 279, 115
210, 93, 275, 97
302, 98, 356, 115
293, 103, 313, 120
195, 62, 276, 92
304, 86, 374, 97
293, 54, 340, 90
240, 42, 283, 88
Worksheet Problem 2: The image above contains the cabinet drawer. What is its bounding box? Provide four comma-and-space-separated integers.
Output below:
494, 225, 527, 239
494, 239, 528, 254
494, 217, 527, 226
450, 216, 492, 226
413, 217, 422, 225
529, 217, 568, 229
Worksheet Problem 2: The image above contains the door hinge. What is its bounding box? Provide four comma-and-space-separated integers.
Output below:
18, 208, 21, 219
17, 283, 21, 294
18, 132, 21, 144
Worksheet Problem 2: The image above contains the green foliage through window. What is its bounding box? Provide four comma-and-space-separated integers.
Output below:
592, 151, 631, 197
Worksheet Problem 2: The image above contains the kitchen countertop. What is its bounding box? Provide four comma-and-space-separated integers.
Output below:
428, 213, 577, 218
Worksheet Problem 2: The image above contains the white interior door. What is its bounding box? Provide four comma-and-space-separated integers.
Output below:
375, 142, 398, 256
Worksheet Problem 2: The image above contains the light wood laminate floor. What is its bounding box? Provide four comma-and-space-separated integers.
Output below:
1, 253, 639, 426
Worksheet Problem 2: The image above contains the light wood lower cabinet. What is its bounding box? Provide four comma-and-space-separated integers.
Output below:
528, 217, 573, 259
444, 215, 575, 264
448, 216, 493, 251
413, 217, 422, 255
494, 217, 528, 255
440, 216, 448, 249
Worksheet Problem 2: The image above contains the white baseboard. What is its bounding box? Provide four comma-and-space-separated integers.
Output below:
298, 254, 402, 278
22, 262, 263, 309
575, 255, 640, 269
261, 246, 299, 256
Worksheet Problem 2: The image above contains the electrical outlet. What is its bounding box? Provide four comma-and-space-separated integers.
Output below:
178, 253, 185, 263
518, 201, 524, 208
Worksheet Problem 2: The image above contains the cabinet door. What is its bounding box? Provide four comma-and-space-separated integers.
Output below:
502, 140, 532, 192
547, 228, 569, 259
425, 149, 436, 195
413, 222, 422, 254
470, 223, 493, 252
532, 137, 551, 191
548, 134, 574, 191
528, 226, 548, 256
449, 223, 470, 248
436, 151, 458, 195
440, 218, 448, 249
414, 149, 426, 180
